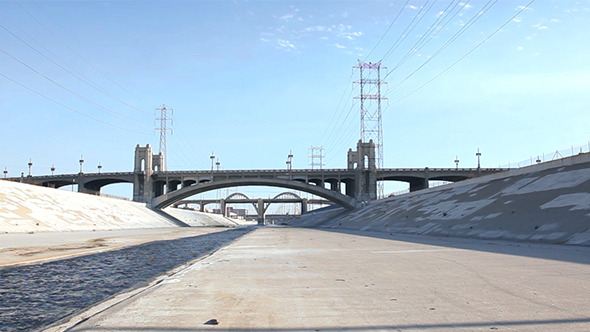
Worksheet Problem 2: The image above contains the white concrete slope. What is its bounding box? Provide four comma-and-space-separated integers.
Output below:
0, 180, 237, 233
290, 153, 590, 246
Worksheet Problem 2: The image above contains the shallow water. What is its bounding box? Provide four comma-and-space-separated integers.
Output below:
0, 227, 252, 332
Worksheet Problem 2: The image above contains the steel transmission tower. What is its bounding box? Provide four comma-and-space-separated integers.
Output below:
354, 60, 387, 198
308, 146, 325, 170
155, 104, 173, 171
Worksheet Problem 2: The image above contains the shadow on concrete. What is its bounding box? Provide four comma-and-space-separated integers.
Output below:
151, 209, 191, 227
69, 317, 590, 331
303, 226, 590, 266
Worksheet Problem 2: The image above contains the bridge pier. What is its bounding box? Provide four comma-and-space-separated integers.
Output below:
408, 167, 430, 192
220, 199, 226, 217
75, 174, 101, 196
257, 198, 265, 225
301, 198, 308, 214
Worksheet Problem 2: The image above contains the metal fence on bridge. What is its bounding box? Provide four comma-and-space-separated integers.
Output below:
498, 141, 590, 169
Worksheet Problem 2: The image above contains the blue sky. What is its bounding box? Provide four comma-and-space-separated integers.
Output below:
1, 0, 589, 200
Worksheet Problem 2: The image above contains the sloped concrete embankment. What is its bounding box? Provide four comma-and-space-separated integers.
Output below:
290, 153, 590, 245
0, 180, 238, 233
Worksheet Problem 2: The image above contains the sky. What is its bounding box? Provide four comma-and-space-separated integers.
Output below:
1, 0, 590, 202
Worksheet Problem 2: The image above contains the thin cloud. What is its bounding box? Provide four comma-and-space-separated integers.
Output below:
533, 23, 548, 30
277, 39, 296, 51
305, 25, 330, 32
335, 44, 346, 49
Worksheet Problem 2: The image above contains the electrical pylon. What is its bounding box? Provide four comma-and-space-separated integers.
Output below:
155, 104, 173, 171
308, 146, 325, 170
354, 60, 387, 199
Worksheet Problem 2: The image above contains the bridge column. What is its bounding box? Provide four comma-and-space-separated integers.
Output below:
76, 174, 101, 196
301, 198, 308, 214
257, 198, 265, 225
409, 179, 429, 192
199, 203, 205, 212
220, 199, 226, 217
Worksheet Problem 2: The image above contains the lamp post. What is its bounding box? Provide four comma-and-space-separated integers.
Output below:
27, 159, 33, 177
210, 152, 215, 172
287, 150, 293, 171
476, 148, 482, 177
51, 165, 56, 176
3, 167, 7, 178
98, 162, 102, 174
79, 155, 85, 174
454, 156, 459, 170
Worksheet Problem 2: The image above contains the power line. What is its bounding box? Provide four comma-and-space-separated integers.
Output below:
384, 0, 498, 86
322, 99, 358, 155
381, 0, 436, 62
363, 0, 410, 61
0, 47, 152, 130
391, 0, 468, 71
12, 0, 154, 111
317, 70, 356, 145
317, 70, 359, 151
0, 15, 152, 120
390, 0, 537, 105
0, 71, 151, 135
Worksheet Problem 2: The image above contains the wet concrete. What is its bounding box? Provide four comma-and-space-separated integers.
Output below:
0, 227, 252, 332
0, 227, 235, 267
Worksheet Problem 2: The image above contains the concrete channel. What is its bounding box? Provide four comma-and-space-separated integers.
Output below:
48, 227, 590, 332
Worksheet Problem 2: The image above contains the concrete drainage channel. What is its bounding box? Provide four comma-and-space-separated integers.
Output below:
0, 227, 253, 332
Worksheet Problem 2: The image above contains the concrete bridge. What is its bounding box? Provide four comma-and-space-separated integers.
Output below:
174, 192, 331, 224
6, 141, 506, 214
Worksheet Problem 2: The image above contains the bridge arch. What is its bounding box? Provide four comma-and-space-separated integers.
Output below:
271, 192, 302, 200
151, 178, 356, 210
263, 191, 305, 214
224, 192, 258, 211
225, 192, 251, 200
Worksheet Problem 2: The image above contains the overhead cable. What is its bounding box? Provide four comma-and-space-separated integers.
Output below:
0, 72, 151, 135
363, 0, 410, 61
12, 0, 154, 112
390, 0, 537, 105
0, 47, 152, 131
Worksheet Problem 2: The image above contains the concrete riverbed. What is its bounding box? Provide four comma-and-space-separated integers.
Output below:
47, 226, 590, 332
0, 227, 252, 332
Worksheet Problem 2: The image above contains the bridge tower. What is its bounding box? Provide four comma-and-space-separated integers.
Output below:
348, 139, 377, 201
134, 144, 161, 203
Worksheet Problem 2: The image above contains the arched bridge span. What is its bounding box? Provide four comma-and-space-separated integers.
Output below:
151, 178, 356, 210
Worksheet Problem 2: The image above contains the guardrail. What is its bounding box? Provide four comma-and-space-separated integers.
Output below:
498, 141, 590, 169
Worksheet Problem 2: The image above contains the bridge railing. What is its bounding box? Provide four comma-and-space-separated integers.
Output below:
160, 168, 351, 175
498, 142, 590, 169
380, 167, 505, 172
158, 167, 506, 176
5, 171, 136, 180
